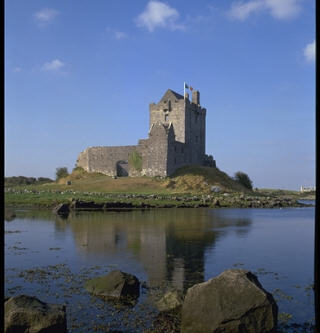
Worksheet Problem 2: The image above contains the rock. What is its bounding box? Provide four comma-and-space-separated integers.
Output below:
211, 186, 221, 193
181, 269, 278, 333
85, 270, 140, 302
4, 294, 67, 333
52, 203, 70, 215
70, 200, 103, 210
156, 290, 184, 312
212, 198, 220, 207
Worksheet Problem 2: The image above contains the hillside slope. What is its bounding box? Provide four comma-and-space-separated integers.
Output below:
48, 166, 250, 194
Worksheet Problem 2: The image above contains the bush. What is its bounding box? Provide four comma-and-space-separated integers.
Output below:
37, 177, 54, 184
128, 151, 142, 171
234, 171, 253, 190
5, 176, 54, 186
56, 167, 69, 181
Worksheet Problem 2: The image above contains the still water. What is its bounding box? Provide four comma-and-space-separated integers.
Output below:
5, 207, 315, 332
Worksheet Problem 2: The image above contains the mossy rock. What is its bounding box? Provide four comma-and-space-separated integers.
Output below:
85, 270, 140, 302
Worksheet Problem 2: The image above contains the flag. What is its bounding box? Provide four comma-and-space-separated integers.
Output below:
184, 83, 189, 89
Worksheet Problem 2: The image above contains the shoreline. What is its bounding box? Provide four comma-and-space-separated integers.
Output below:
5, 189, 314, 211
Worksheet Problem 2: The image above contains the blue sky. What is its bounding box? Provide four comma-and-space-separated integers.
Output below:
5, 0, 315, 190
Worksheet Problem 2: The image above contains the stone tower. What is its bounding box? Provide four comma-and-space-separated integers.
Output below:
77, 88, 215, 177
149, 89, 206, 169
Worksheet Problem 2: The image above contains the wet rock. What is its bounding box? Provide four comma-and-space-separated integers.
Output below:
156, 290, 184, 312
103, 201, 134, 209
70, 200, 103, 210
4, 294, 67, 333
148, 309, 181, 333
181, 269, 278, 333
52, 203, 70, 215
85, 270, 140, 302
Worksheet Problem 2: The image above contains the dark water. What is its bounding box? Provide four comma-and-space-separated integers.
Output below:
5, 207, 315, 332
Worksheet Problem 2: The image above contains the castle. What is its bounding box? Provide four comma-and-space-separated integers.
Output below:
76, 88, 216, 177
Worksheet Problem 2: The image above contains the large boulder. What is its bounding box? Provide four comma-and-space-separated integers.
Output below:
4, 294, 67, 333
181, 269, 278, 333
85, 270, 140, 302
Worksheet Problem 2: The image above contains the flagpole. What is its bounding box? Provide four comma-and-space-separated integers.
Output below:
184, 82, 185, 99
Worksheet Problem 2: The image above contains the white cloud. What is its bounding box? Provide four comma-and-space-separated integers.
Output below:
106, 28, 128, 40
229, 1, 264, 21
41, 59, 65, 71
136, 1, 184, 32
229, 0, 302, 21
34, 8, 59, 24
265, 0, 301, 19
304, 40, 315, 62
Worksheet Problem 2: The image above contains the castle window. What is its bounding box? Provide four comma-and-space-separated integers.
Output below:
165, 114, 169, 122
174, 146, 177, 152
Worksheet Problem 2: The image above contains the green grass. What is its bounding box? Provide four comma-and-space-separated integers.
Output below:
4, 166, 255, 208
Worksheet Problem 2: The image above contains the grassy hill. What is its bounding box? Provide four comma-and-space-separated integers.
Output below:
30, 166, 250, 194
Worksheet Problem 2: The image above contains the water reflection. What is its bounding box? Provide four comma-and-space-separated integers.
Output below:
11, 208, 252, 291
56, 209, 252, 291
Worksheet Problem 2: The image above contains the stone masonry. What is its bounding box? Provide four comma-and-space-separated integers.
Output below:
77, 89, 216, 177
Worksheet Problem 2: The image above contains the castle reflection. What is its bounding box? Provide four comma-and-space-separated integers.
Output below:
53, 208, 252, 292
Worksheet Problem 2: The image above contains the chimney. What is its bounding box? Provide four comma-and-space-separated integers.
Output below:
192, 90, 200, 105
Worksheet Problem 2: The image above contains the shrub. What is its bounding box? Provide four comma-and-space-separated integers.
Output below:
128, 151, 142, 171
37, 177, 54, 184
234, 171, 253, 190
56, 167, 69, 181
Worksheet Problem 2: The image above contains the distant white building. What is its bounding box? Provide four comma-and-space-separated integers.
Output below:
300, 186, 316, 192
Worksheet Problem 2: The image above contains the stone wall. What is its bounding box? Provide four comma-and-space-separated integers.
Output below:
149, 90, 186, 143
185, 99, 206, 165
138, 122, 171, 177
77, 146, 137, 176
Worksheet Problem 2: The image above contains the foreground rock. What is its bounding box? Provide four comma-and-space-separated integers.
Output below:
156, 290, 184, 312
85, 270, 140, 303
181, 269, 278, 333
4, 294, 67, 333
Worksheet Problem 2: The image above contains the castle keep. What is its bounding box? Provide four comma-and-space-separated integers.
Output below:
77, 89, 216, 177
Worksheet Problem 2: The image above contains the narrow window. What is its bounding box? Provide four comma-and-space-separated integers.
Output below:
165, 114, 169, 122
174, 146, 177, 152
